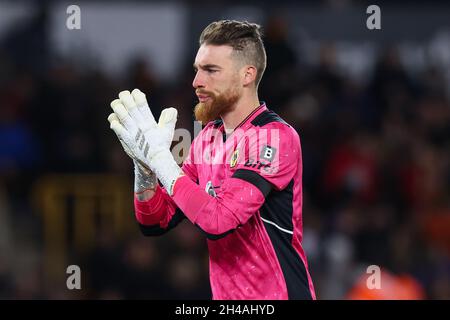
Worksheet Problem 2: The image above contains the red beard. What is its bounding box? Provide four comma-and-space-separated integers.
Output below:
194, 87, 240, 125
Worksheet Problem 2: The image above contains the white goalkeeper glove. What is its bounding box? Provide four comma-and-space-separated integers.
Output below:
107, 89, 182, 195
133, 160, 157, 196
107, 113, 157, 195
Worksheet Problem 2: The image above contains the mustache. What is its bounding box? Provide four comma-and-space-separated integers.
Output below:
196, 89, 214, 96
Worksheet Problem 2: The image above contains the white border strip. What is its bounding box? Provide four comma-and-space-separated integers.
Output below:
261, 217, 293, 235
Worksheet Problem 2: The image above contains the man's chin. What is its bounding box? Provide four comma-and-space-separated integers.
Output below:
194, 92, 239, 124
194, 102, 220, 124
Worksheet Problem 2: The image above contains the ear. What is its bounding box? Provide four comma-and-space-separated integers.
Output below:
242, 65, 257, 87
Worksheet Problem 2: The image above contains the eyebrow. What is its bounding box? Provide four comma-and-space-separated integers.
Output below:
193, 63, 222, 70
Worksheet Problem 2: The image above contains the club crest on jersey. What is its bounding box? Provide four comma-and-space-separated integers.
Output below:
230, 149, 239, 168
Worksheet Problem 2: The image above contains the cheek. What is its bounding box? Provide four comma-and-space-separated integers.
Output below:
232, 74, 244, 91
212, 72, 241, 95
211, 78, 228, 95
207, 75, 222, 92
234, 72, 246, 88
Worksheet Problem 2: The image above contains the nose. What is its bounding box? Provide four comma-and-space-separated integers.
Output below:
192, 71, 204, 89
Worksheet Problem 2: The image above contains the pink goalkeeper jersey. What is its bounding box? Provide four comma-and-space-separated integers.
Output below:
134, 103, 316, 300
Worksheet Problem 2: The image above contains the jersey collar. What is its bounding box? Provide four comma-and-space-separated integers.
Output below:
231, 102, 267, 131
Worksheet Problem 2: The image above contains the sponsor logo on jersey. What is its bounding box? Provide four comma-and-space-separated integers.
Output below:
260, 145, 276, 162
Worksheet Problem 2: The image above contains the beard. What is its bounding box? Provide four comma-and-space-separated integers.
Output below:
194, 86, 240, 125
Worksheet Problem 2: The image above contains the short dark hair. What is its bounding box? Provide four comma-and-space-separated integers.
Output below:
199, 20, 266, 88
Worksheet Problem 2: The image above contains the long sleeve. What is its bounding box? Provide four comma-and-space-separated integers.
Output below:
134, 141, 199, 236
171, 173, 269, 239
170, 122, 300, 240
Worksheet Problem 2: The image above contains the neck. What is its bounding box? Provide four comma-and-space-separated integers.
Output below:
221, 91, 260, 133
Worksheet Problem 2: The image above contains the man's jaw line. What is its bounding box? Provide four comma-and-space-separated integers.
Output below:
194, 87, 260, 131
220, 93, 260, 132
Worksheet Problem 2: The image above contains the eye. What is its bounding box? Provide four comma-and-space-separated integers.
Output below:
207, 69, 217, 74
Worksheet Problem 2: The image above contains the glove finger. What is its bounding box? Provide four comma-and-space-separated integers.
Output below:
131, 88, 157, 127
109, 113, 132, 144
107, 113, 119, 123
158, 107, 178, 132
118, 90, 135, 109
108, 114, 128, 146
109, 119, 136, 157
118, 90, 145, 125
131, 88, 147, 107
108, 113, 135, 159
110, 99, 135, 130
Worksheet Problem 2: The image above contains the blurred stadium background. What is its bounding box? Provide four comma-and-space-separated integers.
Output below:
0, 0, 449, 299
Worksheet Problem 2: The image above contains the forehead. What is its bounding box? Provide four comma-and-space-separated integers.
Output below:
194, 44, 234, 66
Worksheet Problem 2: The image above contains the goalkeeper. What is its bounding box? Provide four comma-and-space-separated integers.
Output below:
107, 20, 315, 300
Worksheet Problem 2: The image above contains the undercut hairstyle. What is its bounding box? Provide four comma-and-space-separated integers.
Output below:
199, 20, 267, 88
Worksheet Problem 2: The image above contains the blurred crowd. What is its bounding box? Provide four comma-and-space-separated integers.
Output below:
0, 8, 449, 300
